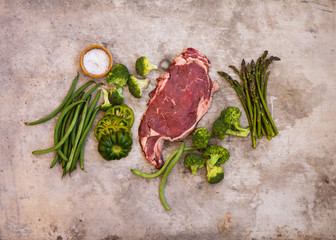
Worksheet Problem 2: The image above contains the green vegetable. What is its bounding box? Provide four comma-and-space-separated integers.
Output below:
100, 88, 113, 111
72, 106, 101, 170
183, 153, 205, 175
127, 75, 150, 98
109, 87, 124, 105
32, 101, 83, 155
206, 165, 224, 184
83, 90, 101, 129
135, 56, 158, 76
66, 100, 89, 173
218, 51, 280, 148
25, 73, 79, 125
220, 107, 250, 136
64, 80, 96, 108
130, 147, 197, 178
203, 145, 230, 167
28, 76, 102, 177
94, 116, 130, 140
213, 107, 250, 140
100, 87, 124, 111
104, 104, 134, 128
106, 63, 130, 88
203, 145, 227, 184
212, 118, 230, 140
192, 127, 211, 149
159, 142, 185, 210
97, 127, 133, 160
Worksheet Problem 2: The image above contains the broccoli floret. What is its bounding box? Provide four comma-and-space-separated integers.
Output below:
108, 87, 124, 105
127, 75, 150, 98
192, 127, 211, 150
219, 106, 250, 137
106, 63, 130, 88
212, 118, 230, 140
100, 88, 113, 111
135, 56, 158, 76
203, 145, 230, 167
183, 153, 205, 175
206, 164, 224, 184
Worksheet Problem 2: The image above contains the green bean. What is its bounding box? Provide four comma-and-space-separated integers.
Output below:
50, 100, 84, 160
55, 108, 73, 161
131, 147, 197, 178
61, 107, 77, 159
50, 154, 59, 169
73, 106, 101, 170
66, 100, 89, 173
79, 144, 85, 171
64, 80, 95, 108
159, 142, 185, 210
83, 90, 101, 129
57, 110, 73, 161
25, 73, 79, 125
70, 96, 89, 147
32, 103, 82, 155
82, 83, 103, 100
53, 100, 84, 142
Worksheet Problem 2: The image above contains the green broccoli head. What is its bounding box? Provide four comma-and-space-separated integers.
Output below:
100, 88, 113, 111
135, 56, 158, 76
212, 118, 230, 140
220, 106, 242, 125
106, 63, 130, 88
219, 106, 250, 137
203, 145, 230, 167
108, 87, 124, 106
127, 75, 150, 98
206, 165, 224, 184
192, 127, 211, 150
183, 153, 205, 175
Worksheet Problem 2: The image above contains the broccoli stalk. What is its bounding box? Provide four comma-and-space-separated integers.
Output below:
192, 127, 211, 150
127, 75, 150, 98
183, 153, 205, 175
100, 88, 113, 111
213, 106, 250, 140
135, 56, 158, 76
203, 145, 230, 167
203, 145, 229, 184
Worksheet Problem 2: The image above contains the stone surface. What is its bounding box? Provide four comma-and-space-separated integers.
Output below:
1, 1, 336, 239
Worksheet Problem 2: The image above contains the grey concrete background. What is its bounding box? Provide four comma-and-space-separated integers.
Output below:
1, 0, 335, 239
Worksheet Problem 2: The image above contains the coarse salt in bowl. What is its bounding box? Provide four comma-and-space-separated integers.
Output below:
80, 45, 113, 78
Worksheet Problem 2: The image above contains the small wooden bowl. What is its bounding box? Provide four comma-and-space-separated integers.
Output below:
80, 45, 113, 78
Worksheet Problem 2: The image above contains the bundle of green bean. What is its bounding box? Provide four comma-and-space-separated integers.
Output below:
217, 51, 280, 148
26, 73, 102, 176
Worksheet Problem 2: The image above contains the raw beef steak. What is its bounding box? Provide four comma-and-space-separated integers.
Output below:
138, 48, 219, 168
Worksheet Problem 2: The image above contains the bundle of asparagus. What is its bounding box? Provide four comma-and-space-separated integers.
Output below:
218, 51, 280, 148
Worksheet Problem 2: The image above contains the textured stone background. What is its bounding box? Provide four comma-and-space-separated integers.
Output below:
1, 0, 336, 239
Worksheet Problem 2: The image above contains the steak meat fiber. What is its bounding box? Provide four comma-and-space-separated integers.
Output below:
138, 48, 219, 168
